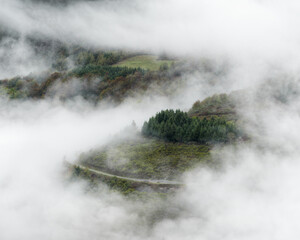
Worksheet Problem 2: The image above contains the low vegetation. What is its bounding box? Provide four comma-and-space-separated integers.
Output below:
71, 165, 136, 195
188, 93, 237, 120
79, 138, 211, 181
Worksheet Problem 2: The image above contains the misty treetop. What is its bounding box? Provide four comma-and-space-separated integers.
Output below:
142, 109, 240, 143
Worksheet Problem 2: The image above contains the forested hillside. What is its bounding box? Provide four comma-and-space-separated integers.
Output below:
0, 63, 180, 102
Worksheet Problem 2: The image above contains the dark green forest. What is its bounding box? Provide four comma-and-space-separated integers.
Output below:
142, 109, 240, 143
70, 64, 143, 80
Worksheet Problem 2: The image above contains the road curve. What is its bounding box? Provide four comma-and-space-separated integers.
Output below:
75, 164, 184, 186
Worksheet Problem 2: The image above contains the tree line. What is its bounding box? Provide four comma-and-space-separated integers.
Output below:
142, 109, 240, 143
70, 64, 144, 80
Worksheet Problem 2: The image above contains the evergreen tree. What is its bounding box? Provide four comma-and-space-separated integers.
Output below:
142, 109, 240, 144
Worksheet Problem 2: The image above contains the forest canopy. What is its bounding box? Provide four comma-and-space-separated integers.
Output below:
142, 109, 240, 144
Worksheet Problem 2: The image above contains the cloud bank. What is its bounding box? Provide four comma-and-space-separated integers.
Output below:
1, 0, 300, 81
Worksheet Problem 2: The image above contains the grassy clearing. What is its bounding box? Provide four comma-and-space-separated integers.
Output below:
79, 138, 211, 180
113, 55, 174, 71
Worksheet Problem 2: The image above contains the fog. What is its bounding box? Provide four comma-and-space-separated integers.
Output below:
1, 0, 300, 239
0, 97, 178, 240
3, 0, 300, 82
2, 0, 300, 71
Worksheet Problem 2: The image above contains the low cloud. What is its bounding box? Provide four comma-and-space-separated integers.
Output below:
2, 0, 300, 83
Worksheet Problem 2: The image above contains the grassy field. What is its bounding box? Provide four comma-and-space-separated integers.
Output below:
113, 55, 174, 71
79, 138, 211, 180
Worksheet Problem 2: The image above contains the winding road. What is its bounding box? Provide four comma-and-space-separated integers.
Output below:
76, 164, 184, 187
